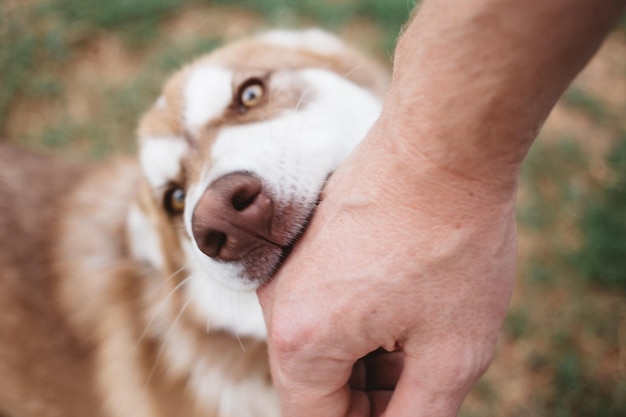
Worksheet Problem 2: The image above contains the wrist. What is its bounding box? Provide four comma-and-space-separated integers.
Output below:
381, 0, 624, 191
327, 119, 519, 231
366, 112, 522, 206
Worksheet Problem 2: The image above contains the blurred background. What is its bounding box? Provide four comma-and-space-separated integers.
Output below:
1, 0, 625, 415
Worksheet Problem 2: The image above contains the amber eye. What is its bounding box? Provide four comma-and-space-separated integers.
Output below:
164, 186, 185, 215
238, 80, 264, 109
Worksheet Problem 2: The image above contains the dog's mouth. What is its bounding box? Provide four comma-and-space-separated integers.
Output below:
190, 171, 327, 288
275, 199, 319, 268
239, 197, 319, 286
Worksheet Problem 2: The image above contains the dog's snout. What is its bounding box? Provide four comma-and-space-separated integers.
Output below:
192, 173, 274, 261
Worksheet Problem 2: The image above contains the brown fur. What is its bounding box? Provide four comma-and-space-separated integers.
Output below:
138, 36, 387, 141
0, 145, 274, 417
0, 145, 99, 417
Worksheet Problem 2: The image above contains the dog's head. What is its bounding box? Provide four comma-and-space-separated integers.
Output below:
128, 29, 385, 337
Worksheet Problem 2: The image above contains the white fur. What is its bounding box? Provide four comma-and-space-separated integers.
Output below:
157, 310, 277, 416
259, 29, 345, 56
127, 204, 165, 270
140, 35, 383, 341
140, 137, 188, 189
198, 68, 380, 190
187, 358, 278, 417
156, 95, 167, 109
184, 68, 381, 291
183, 241, 267, 339
184, 66, 233, 134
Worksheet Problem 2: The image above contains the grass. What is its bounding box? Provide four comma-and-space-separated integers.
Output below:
40, 0, 183, 46
211, 0, 415, 50
14, 34, 223, 159
0, 0, 412, 156
503, 52, 626, 414
503, 308, 531, 340
549, 350, 626, 417
1, 0, 625, 415
562, 87, 608, 123
0, 5, 70, 131
575, 133, 626, 291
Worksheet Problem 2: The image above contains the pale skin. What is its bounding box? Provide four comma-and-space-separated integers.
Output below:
257, 1, 626, 416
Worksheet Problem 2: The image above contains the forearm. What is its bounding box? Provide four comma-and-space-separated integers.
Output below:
379, 0, 624, 188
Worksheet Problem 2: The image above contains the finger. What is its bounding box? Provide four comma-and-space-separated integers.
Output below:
363, 350, 404, 391
348, 390, 375, 417
349, 359, 366, 390
265, 311, 363, 417
382, 357, 468, 417
345, 390, 393, 417
347, 390, 394, 417
349, 349, 403, 391
367, 391, 393, 417
269, 353, 355, 417
258, 272, 360, 416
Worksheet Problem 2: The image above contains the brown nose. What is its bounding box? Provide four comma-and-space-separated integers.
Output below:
191, 173, 274, 261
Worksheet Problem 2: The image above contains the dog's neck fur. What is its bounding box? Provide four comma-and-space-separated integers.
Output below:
0, 145, 101, 417
0, 146, 276, 417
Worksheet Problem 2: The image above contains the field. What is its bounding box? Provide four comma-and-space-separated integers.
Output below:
2, 1, 625, 415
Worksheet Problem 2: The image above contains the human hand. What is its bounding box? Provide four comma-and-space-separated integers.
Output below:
257, 117, 518, 417
257, 0, 624, 413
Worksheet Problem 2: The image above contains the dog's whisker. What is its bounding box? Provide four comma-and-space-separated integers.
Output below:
341, 63, 364, 81
192, 276, 248, 354
281, 86, 313, 154
144, 289, 195, 387
136, 266, 189, 347
224, 283, 249, 353
234, 329, 247, 353
293, 87, 312, 114
151, 264, 188, 295
190, 275, 214, 335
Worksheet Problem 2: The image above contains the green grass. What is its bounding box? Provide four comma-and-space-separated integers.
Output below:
0, 0, 413, 153
548, 350, 626, 417
0, 6, 70, 132
505, 73, 626, 415
575, 132, 626, 291
503, 308, 531, 340
40, 0, 184, 46
519, 91, 626, 294
209, 0, 414, 51
14, 34, 222, 159
562, 88, 607, 123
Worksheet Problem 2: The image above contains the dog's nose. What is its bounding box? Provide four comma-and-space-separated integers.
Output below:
191, 173, 274, 261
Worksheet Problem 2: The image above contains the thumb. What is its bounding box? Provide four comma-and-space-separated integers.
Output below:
264, 315, 370, 416
382, 361, 465, 417
382, 343, 494, 417
267, 349, 367, 417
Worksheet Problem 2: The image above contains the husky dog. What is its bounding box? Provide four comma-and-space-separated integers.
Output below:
0, 29, 386, 417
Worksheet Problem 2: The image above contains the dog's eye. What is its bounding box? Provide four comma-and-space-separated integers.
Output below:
238, 80, 264, 109
164, 186, 185, 215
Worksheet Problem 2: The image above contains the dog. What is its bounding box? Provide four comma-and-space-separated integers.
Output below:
0, 29, 386, 417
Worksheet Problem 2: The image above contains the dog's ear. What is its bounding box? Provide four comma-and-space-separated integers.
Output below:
133, 66, 191, 276
258, 29, 349, 57
135, 66, 191, 205
257, 29, 389, 99
137, 68, 189, 144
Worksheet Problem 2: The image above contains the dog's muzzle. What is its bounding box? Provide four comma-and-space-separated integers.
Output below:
192, 172, 280, 260
191, 172, 301, 284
